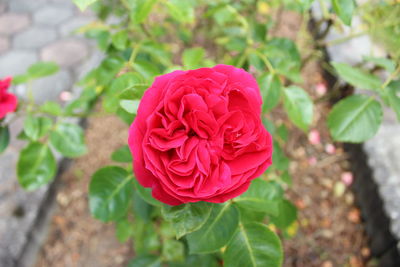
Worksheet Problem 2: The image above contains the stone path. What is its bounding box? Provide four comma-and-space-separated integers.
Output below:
0, 0, 102, 266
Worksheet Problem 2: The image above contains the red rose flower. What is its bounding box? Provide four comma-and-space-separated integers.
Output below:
128, 65, 272, 205
0, 77, 17, 119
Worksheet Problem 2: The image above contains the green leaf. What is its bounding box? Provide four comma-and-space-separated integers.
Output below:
133, 190, 153, 221
133, 218, 161, 253
40, 101, 63, 116
283, 86, 313, 131
111, 145, 132, 163
272, 141, 289, 171
364, 56, 396, 72
12, 74, 29, 85
169, 255, 220, 267
270, 199, 297, 229
23, 116, 53, 141
130, 0, 158, 24
111, 30, 129, 50
115, 219, 134, 243
384, 81, 400, 121
162, 202, 212, 239
187, 203, 239, 253
89, 166, 133, 222
27, 62, 59, 79
72, 0, 99, 11
327, 95, 383, 142
128, 255, 161, 267
17, 142, 56, 190
182, 47, 205, 69
0, 126, 10, 154
332, 62, 381, 90
162, 239, 185, 263
133, 178, 161, 206
223, 223, 283, 267
332, 0, 355, 26
234, 179, 282, 216
264, 38, 302, 82
258, 73, 281, 112
50, 122, 87, 157
166, 0, 195, 23
120, 99, 140, 114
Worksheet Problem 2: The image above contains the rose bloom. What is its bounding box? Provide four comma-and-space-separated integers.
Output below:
128, 65, 272, 205
0, 77, 17, 120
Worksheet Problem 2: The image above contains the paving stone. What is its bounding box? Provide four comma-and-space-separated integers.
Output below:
8, 0, 47, 12
13, 27, 57, 49
0, 13, 30, 35
0, 50, 38, 77
31, 70, 73, 103
59, 16, 93, 36
0, 36, 9, 53
41, 39, 89, 67
33, 4, 74, 26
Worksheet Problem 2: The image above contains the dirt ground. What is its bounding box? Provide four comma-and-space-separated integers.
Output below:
35, 116, 133, 267
36, 10, 372, 267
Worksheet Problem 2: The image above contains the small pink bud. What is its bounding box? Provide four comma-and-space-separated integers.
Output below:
325, 144, 336, 154
315, 82, 327, 96
60, 91, 72, 102
308, 129, 321, 145
341, 172, 353, 186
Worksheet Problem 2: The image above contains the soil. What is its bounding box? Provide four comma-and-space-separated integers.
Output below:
35, 115, 133, 267
35, 10, 372, 267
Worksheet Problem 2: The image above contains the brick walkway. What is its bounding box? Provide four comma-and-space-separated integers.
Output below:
0, 0, 102, 265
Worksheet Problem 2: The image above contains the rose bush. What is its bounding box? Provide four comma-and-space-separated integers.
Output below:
0, 77, 17, 119
129, 65, 273, 205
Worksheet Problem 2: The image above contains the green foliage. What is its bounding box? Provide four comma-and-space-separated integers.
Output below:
17, 142, 56, 190
258, 73, 282, 112
72, 0, 99, 11
162, 202, 212, 239
328, 95, 383, 142
0, 125, 10, 154
223, 223, 283, 267
187, 203, 239, 253
332, 62, 381, 90
50, 123, 87, 157
332, 0, 355, 26
13, 62, 59, 84
89, 166, 133, 222
234, 179, 282, 216
283, 86, 314, 132
111, 145, 133, 163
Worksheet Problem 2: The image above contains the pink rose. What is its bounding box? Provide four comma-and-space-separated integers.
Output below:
128, 65, 272, 205
0, 77, 17, 120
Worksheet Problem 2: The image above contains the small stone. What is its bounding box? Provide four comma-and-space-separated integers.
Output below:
34, 5, 74, 26
347, 208, 361, 223
0, 50, 38, 77
9, 0, 47, 12
41, 39, 89, 67
13, 27, 57, 49
0, 37, 9, 54
334, 181, 346, 197
0, 13, 30, 35
308, 156, 317, 165
322, 261, 333, 267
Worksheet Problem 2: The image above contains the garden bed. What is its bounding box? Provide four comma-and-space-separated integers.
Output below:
35, 10, 371, 266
